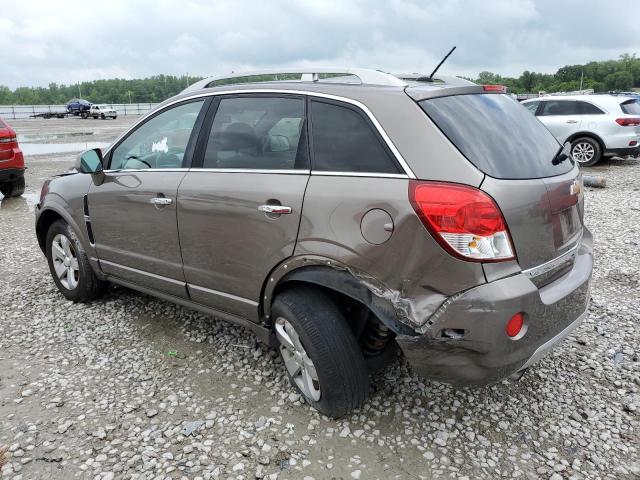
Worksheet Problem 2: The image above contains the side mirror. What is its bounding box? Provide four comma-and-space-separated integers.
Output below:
77, 148, 104, 174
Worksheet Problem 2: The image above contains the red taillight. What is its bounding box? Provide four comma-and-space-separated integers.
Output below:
630, 141, 638, 147
0, 136, 17, 144
506, 313, 525, 338
409, 181, 515, 262
483, 85, 506, 93
615, 117, 640, 126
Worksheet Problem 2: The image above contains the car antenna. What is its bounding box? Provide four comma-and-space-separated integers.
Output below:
417, 46, 457, 82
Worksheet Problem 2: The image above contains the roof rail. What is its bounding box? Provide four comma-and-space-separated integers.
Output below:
182, 68, 408, 93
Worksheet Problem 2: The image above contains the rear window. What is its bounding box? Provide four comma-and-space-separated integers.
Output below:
420, 94, 572, 179
621, 99, 640, 115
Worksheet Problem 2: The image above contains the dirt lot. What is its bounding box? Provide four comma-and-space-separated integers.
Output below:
0, 118, 638, 479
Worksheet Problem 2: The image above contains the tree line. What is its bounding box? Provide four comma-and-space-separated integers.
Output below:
0, 75, 202, 105
472, 54, 640, 94
0, 54, 638, 105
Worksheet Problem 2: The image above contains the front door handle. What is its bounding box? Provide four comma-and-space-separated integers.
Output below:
150, 197, 173, 206
258, 205, 292, 215
566, 119, 579, 124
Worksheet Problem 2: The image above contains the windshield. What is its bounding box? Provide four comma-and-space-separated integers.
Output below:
420, 94, 572, 179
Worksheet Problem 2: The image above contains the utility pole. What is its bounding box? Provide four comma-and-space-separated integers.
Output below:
128, 91, 132, 104
78, 82, 82, 98
580, 71, 584, 91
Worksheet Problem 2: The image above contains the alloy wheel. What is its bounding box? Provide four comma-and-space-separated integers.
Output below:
275, 316, 321, 401
51, 234, 79, 290
572, 142, 595, 163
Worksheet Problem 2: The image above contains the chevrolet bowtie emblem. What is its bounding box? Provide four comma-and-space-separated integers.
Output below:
570, 180, 582, 195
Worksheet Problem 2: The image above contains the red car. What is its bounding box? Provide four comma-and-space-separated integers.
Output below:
0, 117, 25, 197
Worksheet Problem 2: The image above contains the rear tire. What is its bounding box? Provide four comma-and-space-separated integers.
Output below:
45, 220, 106, 302
0, 177, 25, 197
272, 286, 369, 418
571, 137, 601, 166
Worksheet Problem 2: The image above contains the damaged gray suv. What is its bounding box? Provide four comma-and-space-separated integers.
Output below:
36, 68, 593, 418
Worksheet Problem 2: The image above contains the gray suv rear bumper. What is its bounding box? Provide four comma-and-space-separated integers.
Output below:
396, 228, 593, 385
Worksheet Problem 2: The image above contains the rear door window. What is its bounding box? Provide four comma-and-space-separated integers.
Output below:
621, 99, 640, 115
419, 94, 571, 179
309, 100, 401, 174
202, 96, 307, 170
539, 100, 580, 116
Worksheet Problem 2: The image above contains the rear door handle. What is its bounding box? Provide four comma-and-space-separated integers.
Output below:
566, 120, 579, 124
150, 197, 173, 206
258, 205, 292, 214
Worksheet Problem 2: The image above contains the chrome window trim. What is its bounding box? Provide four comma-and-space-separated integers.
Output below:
102, 89, 416, 179
102, 168, 189, 173
311, 171, 408, 179
189, 284, 259, 307
522, 241, 581, 279
192, 168, 309, 175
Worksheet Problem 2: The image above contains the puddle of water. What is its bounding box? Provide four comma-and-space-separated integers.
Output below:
21, 142, 109, 155
0, 192, 39, 211
18, 132, 95, 142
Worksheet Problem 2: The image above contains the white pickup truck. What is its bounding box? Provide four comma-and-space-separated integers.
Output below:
89, 104, 118, 120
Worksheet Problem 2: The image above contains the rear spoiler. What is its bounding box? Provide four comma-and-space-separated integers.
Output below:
405, 84, 508, 102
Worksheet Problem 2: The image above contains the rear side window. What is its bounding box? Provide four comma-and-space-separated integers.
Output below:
310, 100, 401, 174
420, 94, 571, 179
621, 99, 640, 115
579, 102, 605, 114
539, 100, 580, 116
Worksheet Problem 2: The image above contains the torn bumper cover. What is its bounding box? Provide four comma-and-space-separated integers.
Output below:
396, 228, 593, 386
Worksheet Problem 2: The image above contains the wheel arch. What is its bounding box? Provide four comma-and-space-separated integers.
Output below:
36, 208, 65, 253
566, 131, 606, 151
261, 257, 415, 336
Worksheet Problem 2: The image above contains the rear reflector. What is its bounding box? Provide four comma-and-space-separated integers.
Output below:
409, 181, 515, 262
483, 85, 507, 93
615, 117, 640, 126
506, 313, 525, 338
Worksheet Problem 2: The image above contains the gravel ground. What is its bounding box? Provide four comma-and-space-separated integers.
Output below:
0, 118, 638, 480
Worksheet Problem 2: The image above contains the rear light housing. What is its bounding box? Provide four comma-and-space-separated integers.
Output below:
615, 117, 640, 126
482, 85, 507, 93
409, 181, 515, 263
0, 135, 17, 144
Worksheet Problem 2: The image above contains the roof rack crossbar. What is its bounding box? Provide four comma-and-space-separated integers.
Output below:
183, 68, 408, 92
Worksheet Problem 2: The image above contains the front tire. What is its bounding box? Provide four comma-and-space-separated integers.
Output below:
0, 177, 25, 197
45, 220, 106, 302
272, 286, 369, 418
571, 137, 602, 166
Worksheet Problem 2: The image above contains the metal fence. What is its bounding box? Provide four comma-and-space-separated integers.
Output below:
0, 103, 159, 120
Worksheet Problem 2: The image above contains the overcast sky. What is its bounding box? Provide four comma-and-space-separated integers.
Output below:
1, 0, 639, 89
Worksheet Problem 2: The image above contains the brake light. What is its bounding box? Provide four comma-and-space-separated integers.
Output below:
0, 136, 17, 144
409, 181, 515, 262
615, 118, 640, 126
483, 85, 506, 93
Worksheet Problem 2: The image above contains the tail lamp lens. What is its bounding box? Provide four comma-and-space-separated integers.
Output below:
615, 117, 640, 126
506, 312, 525, 338
483, 85, 507, 93
0, 136, 17, 144
409, 181, 515, 262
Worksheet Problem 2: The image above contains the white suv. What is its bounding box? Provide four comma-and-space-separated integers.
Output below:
522, 95, 640, 166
